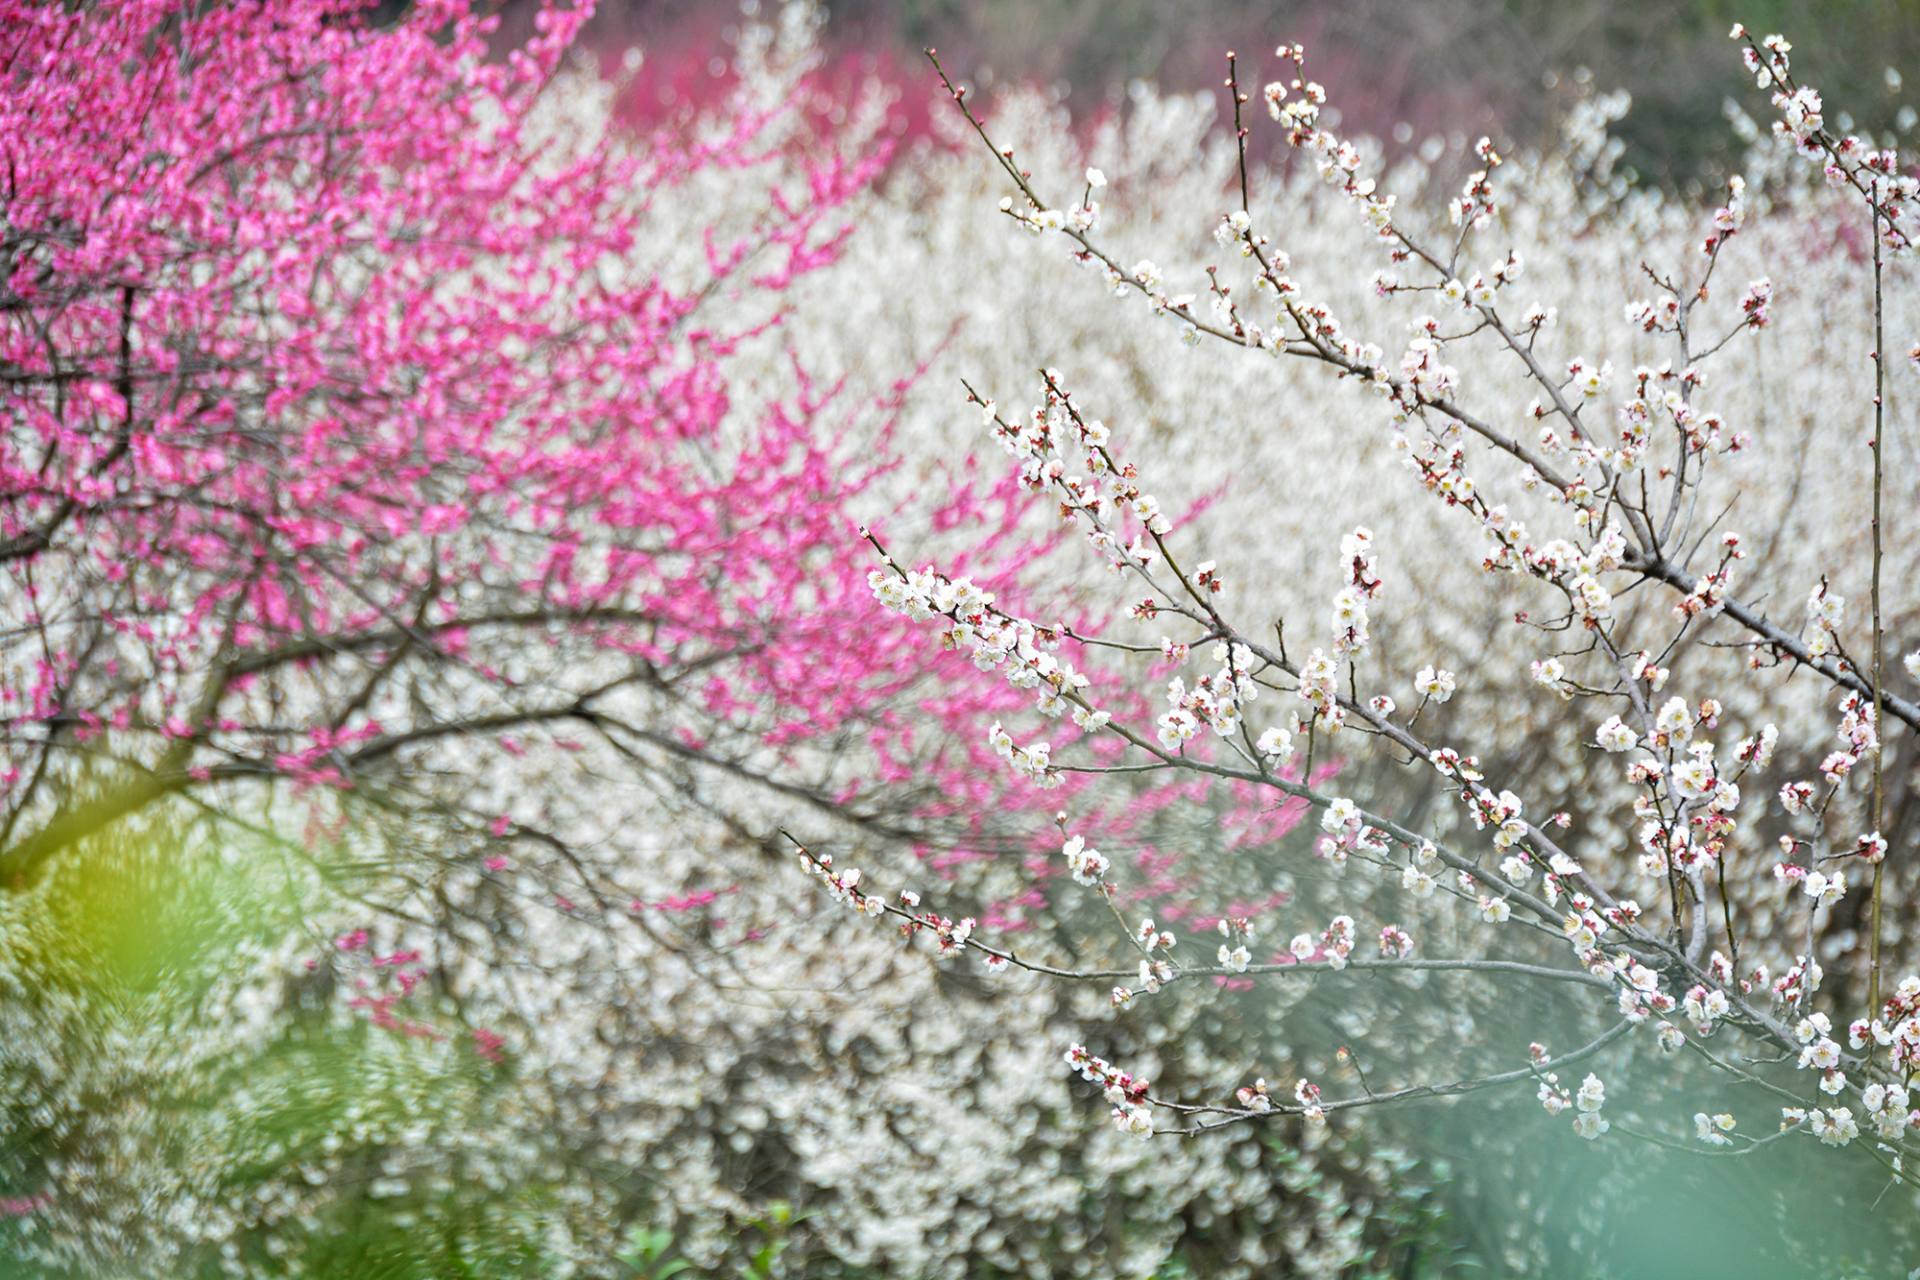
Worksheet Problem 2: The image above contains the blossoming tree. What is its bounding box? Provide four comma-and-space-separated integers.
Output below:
0, 0, 1070, 1263
0, 0, 1067, 897
822, 24, 1920, 1195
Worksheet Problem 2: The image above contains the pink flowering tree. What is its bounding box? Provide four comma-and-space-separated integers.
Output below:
0, 0, 1067, 891
812, 24, 1920, 1214
4, 5, 1383, 1272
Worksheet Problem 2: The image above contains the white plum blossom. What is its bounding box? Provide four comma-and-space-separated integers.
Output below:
1413, 665, 1457, 702
1256, 725, 1296, 762
1693, 1112, 1736, 1146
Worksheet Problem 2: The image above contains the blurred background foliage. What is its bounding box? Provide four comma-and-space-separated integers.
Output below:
4, 812, 1903, 1278
584, 0, 1920, 191
0, 817, 576, 1279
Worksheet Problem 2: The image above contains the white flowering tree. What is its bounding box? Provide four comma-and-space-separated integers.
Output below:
808, 23, 1920, 1233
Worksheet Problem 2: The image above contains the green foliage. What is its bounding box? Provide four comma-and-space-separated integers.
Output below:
616, 1202, 813, 1280
0, 815, 588, 1279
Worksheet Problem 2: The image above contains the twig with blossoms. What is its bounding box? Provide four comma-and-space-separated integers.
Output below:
833, 33, 1920, 1164
925, 42, 1920, 738
783, 830, 1604, 994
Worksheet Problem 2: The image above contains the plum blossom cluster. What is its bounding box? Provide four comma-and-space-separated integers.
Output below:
866, 553, 1103, 787
1537, 1070, 1611, 1141
976, 376, 1174, 563
1318, 798, 1391, 871
1060, 832, 1112, 887
1216, 916, 1255, 972
792, 839, 1004, 964
1732, 26, 1918, 250
796, 844, 890, 920
1290, 915, 1360, 970
1064, 1044, 1155, 1137
1856, 975, 1920, 1083
1157, 642, 1261, 749
1116, 917, 1180, 1004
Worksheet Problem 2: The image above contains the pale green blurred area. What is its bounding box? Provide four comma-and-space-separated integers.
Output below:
7, 819, 303, 1002
0, 815, 581, 1278
2, 813, 1903, 1277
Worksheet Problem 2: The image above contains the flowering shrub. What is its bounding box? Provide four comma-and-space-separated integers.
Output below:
802, 20, 1920, 1267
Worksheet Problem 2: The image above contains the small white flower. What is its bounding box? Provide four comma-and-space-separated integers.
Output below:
1401, 865, 1437, 898
1255, 726, 1295, 762
1798, 1037, 1842, 1071
1113, 1104, 1154, 1137
1655, 696, 1694, 741
1322, 797, 1359, 831
1809, 1107, 1857, 1147
1693, 1112, 1733, 1146
1669, 756, 1716, 801
1803, 872, 1846, 908
1595, 715, 1638, 753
